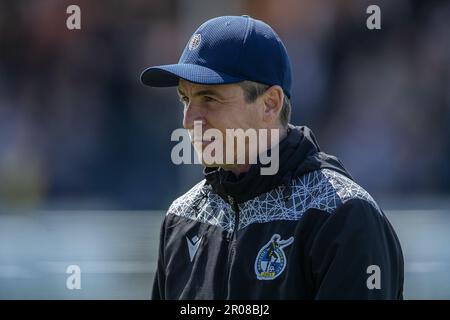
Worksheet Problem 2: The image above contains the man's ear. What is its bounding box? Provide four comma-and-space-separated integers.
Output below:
262, 85, 284, 123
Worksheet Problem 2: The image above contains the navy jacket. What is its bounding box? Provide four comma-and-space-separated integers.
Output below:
152, 125, 404, 299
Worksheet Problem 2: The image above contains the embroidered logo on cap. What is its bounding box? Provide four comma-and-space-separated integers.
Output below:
188, 33, 201, 50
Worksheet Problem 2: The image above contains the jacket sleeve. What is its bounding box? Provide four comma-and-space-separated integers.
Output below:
309, 198, 404, 299
151, 216, 167, 300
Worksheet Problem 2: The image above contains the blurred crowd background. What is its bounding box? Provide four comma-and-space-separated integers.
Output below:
0, 0, 449, 210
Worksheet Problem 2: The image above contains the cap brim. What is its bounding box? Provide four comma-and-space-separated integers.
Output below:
140, 63, 244, 87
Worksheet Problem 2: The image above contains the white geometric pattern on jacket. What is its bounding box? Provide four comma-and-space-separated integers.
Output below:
167, 169, 380, 233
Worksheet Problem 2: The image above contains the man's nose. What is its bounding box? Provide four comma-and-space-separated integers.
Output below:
183, 102, 205, 130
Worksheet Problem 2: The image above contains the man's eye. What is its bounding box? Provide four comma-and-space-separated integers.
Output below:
203, 96, 215, 102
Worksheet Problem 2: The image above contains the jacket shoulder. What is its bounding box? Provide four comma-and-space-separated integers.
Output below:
167, 179, 207, 217
315, 168, 380, 213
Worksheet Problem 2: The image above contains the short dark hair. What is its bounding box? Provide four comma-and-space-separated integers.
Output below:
238, 81, 291, 127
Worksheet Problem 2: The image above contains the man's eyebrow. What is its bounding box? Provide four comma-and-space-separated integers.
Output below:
177, 88, 225, 99
193, 89, 224, 98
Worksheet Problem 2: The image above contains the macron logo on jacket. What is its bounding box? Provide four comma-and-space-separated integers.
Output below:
186, 235, 202, 262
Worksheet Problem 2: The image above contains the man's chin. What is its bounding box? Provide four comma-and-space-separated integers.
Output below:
198, 158, 230, 169
194, 151, 226, 167
202, 162, 219, 168
201, 160, 228, 168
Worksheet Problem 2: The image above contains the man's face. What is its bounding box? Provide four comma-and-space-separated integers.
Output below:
178, 79, 265, 168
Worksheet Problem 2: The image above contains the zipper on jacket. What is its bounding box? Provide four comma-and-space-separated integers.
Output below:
223, 195, 240, 299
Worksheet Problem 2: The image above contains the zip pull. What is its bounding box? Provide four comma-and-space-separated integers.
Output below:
227, 196, 239, 212
226, 195, 240, 240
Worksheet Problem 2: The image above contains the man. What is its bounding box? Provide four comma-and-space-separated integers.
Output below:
141, 15, 404, 299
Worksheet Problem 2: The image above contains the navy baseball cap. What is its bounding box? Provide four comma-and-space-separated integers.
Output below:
141, 15, 292, 98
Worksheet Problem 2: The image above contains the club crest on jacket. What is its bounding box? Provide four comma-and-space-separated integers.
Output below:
254, 234, 294, 280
